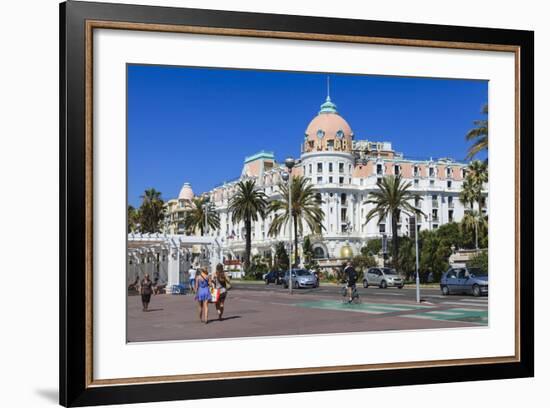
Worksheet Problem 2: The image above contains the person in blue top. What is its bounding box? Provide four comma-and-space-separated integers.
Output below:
194, 268, 212, 324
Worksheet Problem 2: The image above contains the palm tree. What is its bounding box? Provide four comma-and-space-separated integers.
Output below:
139, 188, 164, 233
184, 196, 220, 236
127, 205, 140, 233
461, 210, 487, 249
466, 104, 488, 160
460, 160, 488, 212
268, 176, 325, 264
467, 160, 488, 211
364, 175, 423, 269
228, 180, 268, 272
459, 177, 477, 212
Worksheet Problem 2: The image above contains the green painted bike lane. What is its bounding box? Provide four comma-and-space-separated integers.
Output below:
293, 300, 487, 325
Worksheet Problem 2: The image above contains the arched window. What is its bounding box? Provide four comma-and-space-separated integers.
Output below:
313, 247, 325, 259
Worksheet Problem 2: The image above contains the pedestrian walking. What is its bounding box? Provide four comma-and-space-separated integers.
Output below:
188, 265, 197, 294
194, 268, 211, 323
139, 273, 154, 311
212, 263, 231, 321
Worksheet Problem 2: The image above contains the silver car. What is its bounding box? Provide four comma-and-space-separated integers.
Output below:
440, 267, 488, 297
282, 269, 318, 289
363, 267, 404, 289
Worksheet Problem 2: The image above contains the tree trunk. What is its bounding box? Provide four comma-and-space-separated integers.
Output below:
244, 218, 252, 272
293, 215, 299, 266
392, 211, 399, 269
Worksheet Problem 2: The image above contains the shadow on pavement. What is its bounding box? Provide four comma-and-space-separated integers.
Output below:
218, 315, 242, 322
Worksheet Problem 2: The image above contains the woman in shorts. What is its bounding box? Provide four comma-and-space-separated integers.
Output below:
212, 263, 230, 320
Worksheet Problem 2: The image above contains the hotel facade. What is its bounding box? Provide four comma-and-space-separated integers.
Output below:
163, 94, 487, 269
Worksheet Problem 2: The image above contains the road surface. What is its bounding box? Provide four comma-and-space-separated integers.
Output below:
127, 281, 488, 342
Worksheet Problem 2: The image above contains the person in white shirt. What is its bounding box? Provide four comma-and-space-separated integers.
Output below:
188, 266, 197, 294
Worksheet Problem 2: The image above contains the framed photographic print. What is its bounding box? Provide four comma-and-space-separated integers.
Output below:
60, 0, 534, 406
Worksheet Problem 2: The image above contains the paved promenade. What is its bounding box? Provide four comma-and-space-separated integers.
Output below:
127, 283, 488, 342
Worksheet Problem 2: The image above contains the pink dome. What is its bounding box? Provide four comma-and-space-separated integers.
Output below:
304, 97, 353, 153
178, 182, 194, 201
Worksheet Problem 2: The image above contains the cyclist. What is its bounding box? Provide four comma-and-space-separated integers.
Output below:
343, 262, 358, 303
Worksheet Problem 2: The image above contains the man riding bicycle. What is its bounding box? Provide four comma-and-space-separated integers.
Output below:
343, 262, 358, 303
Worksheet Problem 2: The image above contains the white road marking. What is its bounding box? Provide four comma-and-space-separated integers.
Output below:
372, 292, 404, 296
366, 305, 416, 311
309, 307, 386, 314
459, 298, 488, 303
425, 311, 464, 316
442, 301, 487, 308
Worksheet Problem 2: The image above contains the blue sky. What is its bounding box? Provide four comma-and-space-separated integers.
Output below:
128, 65, 487, 207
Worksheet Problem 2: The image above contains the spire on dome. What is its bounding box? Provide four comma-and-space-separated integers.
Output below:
319, 75, 338, 114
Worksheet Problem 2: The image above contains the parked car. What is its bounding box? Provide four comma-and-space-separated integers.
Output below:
440, 267, 488, 296
282, 269, 318, 289
264, 270, 284, 285
363, 267, 404, 289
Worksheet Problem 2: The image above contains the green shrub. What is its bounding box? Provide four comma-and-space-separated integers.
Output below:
362, 239, 382, 256
467, 250, 488, 275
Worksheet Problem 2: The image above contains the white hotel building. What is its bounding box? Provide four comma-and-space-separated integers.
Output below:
164, 94, 487, 268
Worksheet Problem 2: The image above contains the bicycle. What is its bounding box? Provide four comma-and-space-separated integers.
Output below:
341, 281, 360, 304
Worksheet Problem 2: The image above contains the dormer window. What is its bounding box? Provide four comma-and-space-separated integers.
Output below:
336, 129, 344, 139
317, 129, 325, 139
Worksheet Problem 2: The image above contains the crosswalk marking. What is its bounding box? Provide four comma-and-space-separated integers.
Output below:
442, 301, 487, 308
293, 300, 432, 315
425, 311, 464, 316
366, 305, 418, 311
453, 308, 489, 312
403, 308, 488, 325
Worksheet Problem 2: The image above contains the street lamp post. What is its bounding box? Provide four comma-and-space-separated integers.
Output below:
204, 194, 210, 236
414, 214, 420, 304
283, 157, 296, 295
405, 210, 421, 303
